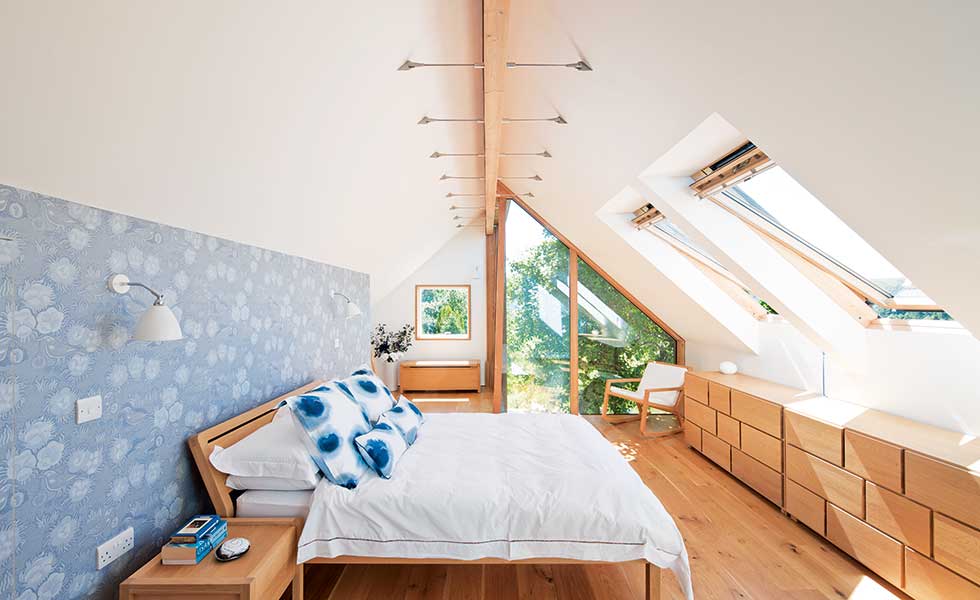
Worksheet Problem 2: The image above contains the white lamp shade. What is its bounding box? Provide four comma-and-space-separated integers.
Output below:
134, 304, 183, 341
345, 301, 363, 318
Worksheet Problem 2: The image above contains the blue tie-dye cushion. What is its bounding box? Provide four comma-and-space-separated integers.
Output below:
381, 396, 425, 445
339, 369, 395, 424
354, 421, 409, 479
282, 384, 371, 489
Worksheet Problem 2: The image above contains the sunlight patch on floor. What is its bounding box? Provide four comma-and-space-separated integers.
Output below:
847, 576, 900, 599
615, 441, 639, 462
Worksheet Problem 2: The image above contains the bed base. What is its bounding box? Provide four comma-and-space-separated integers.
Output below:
189, 382, 665, 599
307, 557, 662, 599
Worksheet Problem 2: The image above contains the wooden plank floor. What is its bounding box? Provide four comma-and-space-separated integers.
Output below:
296, 390, 911, 600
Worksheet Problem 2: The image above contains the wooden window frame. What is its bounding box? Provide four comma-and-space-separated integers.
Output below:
415, 284, 472, 341
490, 187, 685, 413
692, 145, 945, 316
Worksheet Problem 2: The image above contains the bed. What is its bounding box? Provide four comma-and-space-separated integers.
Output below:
189, 381, 693, 600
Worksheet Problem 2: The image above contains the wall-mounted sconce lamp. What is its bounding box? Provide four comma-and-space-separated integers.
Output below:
332, 291, 362, 319
107, 274, 183, 341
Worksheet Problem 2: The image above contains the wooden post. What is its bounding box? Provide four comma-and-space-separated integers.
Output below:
646, 562, 662, 600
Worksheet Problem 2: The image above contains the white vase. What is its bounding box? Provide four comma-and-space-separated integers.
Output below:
376, 358, 400, 391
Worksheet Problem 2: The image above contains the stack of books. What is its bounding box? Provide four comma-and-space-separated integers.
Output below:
161, 514, 228, 565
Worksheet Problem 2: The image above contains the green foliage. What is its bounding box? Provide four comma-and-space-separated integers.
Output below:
870, 304, 952, 320
576, 259, 676, 415
504, 230, 677, 415
504, 237, 571, 412
419, 287, 469, 335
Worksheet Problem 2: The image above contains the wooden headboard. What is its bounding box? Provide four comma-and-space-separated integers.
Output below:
188, 380, 325, 517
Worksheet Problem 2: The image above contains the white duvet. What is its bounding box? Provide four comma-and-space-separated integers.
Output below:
298, 413, 693, 599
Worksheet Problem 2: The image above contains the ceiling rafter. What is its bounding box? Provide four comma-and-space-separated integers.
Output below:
483, 0, 510, 234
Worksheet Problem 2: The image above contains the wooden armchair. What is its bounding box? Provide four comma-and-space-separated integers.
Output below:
601, 361, 692, 437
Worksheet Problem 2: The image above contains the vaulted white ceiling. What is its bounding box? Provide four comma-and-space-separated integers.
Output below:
2, 1, 978, 344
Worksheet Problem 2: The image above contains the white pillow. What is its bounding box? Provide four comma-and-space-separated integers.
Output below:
209, 406, 319, 483
224, 473, 320, 491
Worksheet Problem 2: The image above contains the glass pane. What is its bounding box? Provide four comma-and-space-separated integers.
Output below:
728, 167, 933, 305
504, 203, 570, 413
653, 220, 726, 270
576, 258, 677, 415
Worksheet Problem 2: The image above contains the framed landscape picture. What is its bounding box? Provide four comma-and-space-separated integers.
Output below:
415, 284, 471, 340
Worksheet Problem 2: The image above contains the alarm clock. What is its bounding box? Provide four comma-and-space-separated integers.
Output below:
215, 537, 251, 562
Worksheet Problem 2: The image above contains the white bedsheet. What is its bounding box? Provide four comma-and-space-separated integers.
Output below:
298, 413, 693, 599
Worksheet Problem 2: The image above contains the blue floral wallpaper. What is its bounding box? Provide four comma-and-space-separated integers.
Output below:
0, 184, 369, 599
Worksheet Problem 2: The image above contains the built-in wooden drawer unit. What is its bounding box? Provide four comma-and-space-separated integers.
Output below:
785, 410, 843, 466
933, 513, 980, 585
739, 423, 781, 472
865, 482, 931, 555
905, 452, 980, 531
707, 381, 731, 415
826, 504, 903, 588
785, 445, 864, 518
685, 374, 708, 404
702, 432, 731, 471
730, 390, 782, 438
785, 479, 825, 535
684, 423, 702, 451
844, 430, 903, 492
732, 448, 782, 506
684, 396, 716, 435
905, 548, 980, 599
716, 413, 740, 448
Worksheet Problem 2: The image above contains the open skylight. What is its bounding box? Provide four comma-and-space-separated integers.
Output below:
642, 216, 774, 319
723, 166, 942, 314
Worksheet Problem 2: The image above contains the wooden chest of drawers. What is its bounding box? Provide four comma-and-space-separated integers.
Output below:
684, 370, 980, 599
399, 360, 481, 392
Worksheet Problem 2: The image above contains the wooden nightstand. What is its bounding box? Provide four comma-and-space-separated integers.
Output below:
120, 517, 304, 600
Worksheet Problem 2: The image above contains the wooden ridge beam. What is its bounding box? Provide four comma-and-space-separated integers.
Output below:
483, 0, 510, 234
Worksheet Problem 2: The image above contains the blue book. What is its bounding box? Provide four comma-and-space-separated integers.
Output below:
162, 519, 227, 565
170, 514, 219, 544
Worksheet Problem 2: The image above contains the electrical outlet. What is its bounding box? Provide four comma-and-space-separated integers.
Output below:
76, 394, 102, 424
334, 338, 340, 349
97, 527, 134, 570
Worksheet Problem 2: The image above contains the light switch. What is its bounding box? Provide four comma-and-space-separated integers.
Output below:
77, 394, 102, 424
334, 338, 340, 348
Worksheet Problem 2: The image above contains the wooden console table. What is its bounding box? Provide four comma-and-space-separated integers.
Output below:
399, 360, 481, 392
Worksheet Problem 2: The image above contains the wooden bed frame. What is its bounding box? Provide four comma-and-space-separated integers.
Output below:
188, 381, 665, 599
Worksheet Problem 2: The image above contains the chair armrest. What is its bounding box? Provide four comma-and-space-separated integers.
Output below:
641, 385, 684, 400
605, 378, 643, 385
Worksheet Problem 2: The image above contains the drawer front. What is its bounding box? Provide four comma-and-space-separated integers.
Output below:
934, 513, 980, 585
865, 482, 931, 555
708, 382, 731, 415
740, 423, 782, 472
701, 432, 731, 471
717, 413, 740, 448
732, 448, 783, 506
785, 411, 843, 466
786, 479, 826, 535
400, 366, 479, 391
844, 430, 902, 492
685, 396, 716, 435
684, 422, 702, 451
730, 390, 781, 438
906, 452, 980, 530
685, 374, 708, 404
826, 504, 903, 588
905, 548, 980, 599
786, 445, 864, 518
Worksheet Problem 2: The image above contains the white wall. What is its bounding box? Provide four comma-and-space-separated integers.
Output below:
372, 228, 487, 384
688, 321, 980, 436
